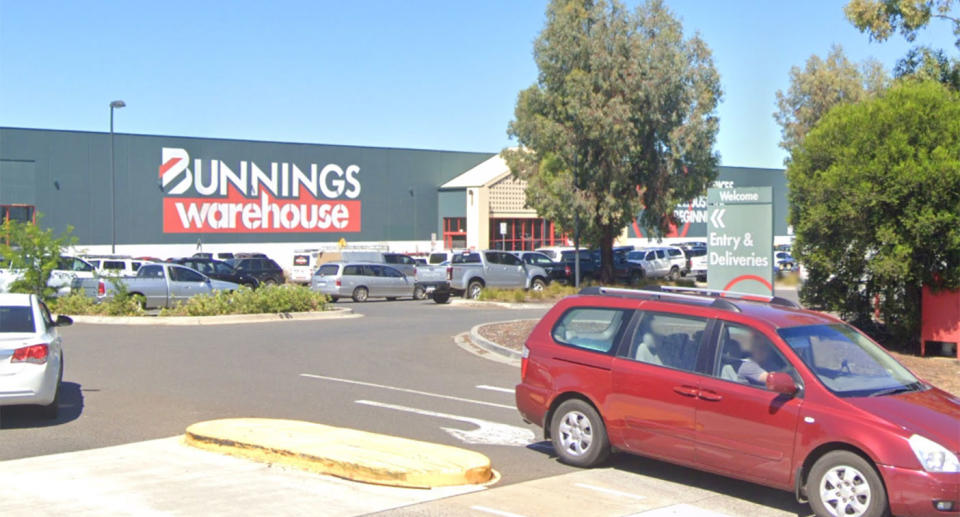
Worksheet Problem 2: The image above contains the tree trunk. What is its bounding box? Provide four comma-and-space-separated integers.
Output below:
599, 227, 616, 284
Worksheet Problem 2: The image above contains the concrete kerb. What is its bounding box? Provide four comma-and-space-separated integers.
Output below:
184, 418, 495, 489
68, 306, 359, 325
469, 321, 525, 361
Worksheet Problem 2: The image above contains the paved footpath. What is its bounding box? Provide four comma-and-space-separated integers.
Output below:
377, 467, 805, 517
0, 437, 484, 516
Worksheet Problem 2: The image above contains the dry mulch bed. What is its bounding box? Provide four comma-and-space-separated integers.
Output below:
477, 320, 959, 396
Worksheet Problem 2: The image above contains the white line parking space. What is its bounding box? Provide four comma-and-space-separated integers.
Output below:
300, 373, 515, 410
470, 505, 529, 517
356, 400, 535, 447
475, 385, 515, 394
574, 482, 647, 501
0, 437, 484, 517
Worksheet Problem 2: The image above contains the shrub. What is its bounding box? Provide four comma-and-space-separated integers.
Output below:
160, 285, 328, 317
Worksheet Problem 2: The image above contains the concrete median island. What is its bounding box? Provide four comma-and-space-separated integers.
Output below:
184, 418, 494, 489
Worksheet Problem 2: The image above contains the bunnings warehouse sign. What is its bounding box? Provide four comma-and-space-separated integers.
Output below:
707, 187, 773, 296
159, 147, 362, 233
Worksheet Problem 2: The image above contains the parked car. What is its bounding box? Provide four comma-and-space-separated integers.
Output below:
516, 285, 960, 517
72, 263, 239, 309
624, 249, 670, 280
535, 246, 576, 262
611, 251, 651, 285
192, 252, 235, 260
290, 249, 322, 284
227, 257, 285, 285
0, 293, 72, 419
0, 255, 96, 297
558, 249, 601, 284
311, 262, 417, 302
427, 251, 454, 265
512, 251, 570, 284
435, 250, 549, 302
684, 247, 708, 282
83, 255, 146, 277
775, 251, 797, 272
168, 258, 259, 288
630, 246, 687, 280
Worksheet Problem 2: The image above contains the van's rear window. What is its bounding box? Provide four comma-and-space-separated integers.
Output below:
293, 255, 310, 266
317, 264, 340, 276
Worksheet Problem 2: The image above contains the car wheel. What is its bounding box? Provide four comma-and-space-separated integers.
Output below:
329, 296, 339, 303
808, 451, 888, 517
433, 291, 451, 304
667, 266, 679, 281
630, 271, 644, 286
530, 278, 546, 292
352, 287, 369, 303
413, 285, 427, 300
466, 281, 483, 300
264, 279, 277, 286
130, 293, 147, 310
581, 274, 593, 285
38, 361, 62, 420
550, 399, 610, 468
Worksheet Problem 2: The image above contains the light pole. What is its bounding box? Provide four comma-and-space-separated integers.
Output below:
109, 100, 125, 254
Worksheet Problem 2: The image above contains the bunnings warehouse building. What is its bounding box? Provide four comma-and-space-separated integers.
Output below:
0, 127, 790, 269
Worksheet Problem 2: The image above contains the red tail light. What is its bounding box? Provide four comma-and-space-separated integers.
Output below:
446, 266, 453, 281
520, 344, 530, 380
335, 278, 341, 287
97, 279, 105, 296
12, 344, 48, 364
413, 266, 418, 277
565, 265, 572, 276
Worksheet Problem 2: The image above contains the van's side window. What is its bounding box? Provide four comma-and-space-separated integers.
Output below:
343, 265, 362, 276
625, 312, 708, 372
552, 307, 629, 353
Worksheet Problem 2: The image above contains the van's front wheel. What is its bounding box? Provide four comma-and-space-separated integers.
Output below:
550, 399, 610, 468
808, 451, 888, 517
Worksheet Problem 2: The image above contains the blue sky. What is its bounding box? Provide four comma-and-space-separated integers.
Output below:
0, 1, 954, 168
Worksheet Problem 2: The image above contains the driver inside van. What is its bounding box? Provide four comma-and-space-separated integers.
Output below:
737, 330, 785, 386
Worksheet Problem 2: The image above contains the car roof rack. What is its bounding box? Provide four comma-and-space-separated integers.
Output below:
577, 285, 800, 312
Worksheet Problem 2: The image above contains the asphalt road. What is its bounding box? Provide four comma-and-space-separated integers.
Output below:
0, 289, 808, 515
0, 299, 571, 484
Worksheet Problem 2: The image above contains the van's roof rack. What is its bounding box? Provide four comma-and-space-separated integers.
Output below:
577, 285, 800, 312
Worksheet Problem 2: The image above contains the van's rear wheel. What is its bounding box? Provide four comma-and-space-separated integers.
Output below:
352, 287, 369, 303
808, 451, 888, 517
550, 399, 609, 468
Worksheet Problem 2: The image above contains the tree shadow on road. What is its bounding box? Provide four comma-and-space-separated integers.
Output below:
0, 381, 84, 429
526, 440, 812, 517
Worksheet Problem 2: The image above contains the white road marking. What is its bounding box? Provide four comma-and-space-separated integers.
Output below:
476, 385, 514, 394
355, 400, 535, 447
470, 505, 529, 517
300, 373, 514, 410
574, 482, 647, 501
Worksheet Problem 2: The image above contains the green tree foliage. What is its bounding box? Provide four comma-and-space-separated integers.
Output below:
504, 0, 721, 279
774, 45, 889, 154
845, 0, 960, 49
787, 81, 960, 346
0, 215, 76, 301
895, 45, 960, 89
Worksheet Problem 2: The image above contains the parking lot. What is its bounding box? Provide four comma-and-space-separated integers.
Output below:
0, 295, 817, 516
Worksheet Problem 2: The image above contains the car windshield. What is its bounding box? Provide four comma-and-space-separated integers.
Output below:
0, 306, 36, 333
778, 324, 921, 397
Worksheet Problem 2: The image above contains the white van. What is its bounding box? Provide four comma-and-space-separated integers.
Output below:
290, 249, 322, 284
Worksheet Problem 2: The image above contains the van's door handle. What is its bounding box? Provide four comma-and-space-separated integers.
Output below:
698, 390, 723, 402
672, 385, 699, 397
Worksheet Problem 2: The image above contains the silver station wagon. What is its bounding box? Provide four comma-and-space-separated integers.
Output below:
311, 262, 417, 302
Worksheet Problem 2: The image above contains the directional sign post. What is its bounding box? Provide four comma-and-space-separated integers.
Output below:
706, 187, 774, 296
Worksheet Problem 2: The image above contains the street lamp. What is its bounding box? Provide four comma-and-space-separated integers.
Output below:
110, 100, 125, 254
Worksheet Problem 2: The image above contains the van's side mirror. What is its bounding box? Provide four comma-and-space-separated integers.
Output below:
55, 315, 73, 327
766, 372, 798, 396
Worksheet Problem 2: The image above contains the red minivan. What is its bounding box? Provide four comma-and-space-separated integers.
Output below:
516, 286, 959, 517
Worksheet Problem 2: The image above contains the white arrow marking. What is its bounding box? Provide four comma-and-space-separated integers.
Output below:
710, 208, 726, 229
300, 373, 514, 410
355, 400, 535, 447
